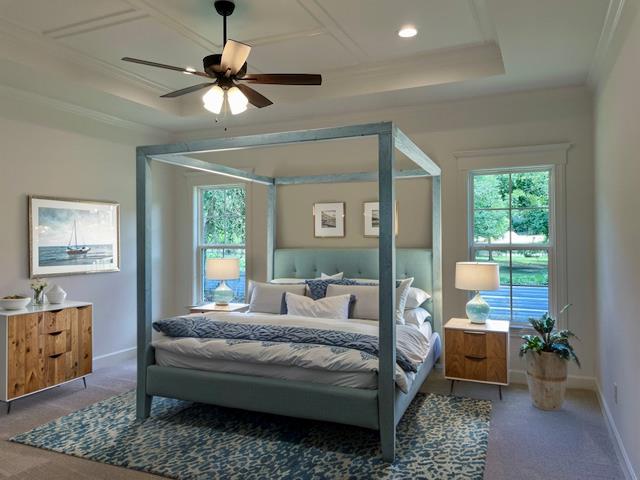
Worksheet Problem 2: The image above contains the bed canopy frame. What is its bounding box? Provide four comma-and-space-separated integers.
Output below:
136, 121, 441, 462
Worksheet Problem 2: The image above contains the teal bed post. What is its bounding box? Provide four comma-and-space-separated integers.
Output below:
432, 175, 443, 333
136, 149, 153, 419
266, 184, 276, 281
378, 129, 396, 462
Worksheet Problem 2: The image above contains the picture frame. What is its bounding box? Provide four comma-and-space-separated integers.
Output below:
363, 201, 398, 237
29, 195, 121, 277
313, 202, 345, 238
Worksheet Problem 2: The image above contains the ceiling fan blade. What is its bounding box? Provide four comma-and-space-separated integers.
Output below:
161, 82, 216, 98
235, 83, 273, 108
122, 57, 212, 79
240, 73, 322, 85
220, 39, 252, 75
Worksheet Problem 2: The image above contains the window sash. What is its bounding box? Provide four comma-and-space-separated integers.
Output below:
196, 185, 247, 304
469, 167, 554, 324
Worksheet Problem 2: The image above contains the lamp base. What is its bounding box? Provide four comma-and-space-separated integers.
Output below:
466, 292, 491, 324
213, 280, 234, 306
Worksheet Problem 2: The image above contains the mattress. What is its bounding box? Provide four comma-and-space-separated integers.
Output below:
153, 314, 436, 390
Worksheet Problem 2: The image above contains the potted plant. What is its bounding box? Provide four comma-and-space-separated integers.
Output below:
519, 306, 580, 410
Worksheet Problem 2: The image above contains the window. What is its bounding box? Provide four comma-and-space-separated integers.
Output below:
197, 185, 246, 303
469, 169, 553, 324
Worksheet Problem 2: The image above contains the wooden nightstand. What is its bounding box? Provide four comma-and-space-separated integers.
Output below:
444, 317, 510, 399
189, 303, 249, 314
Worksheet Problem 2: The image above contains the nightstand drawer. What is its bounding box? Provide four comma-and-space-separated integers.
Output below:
445, 327, 508, 385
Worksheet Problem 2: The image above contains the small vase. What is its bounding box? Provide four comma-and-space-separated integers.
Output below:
46, 284, 67, 304
33, 290, 45, 305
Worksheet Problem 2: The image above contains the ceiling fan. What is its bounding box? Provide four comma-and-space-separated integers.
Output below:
122, 0, 322, 115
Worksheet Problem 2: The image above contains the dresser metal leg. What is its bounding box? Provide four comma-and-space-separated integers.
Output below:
6, 401, 11, 414
499, 385, 503, 400
82, 377, 87, 389
449, 379, 455, 395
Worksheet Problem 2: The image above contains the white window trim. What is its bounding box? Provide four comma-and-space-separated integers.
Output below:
456, 143, 571, 332
194, 184, 247, 305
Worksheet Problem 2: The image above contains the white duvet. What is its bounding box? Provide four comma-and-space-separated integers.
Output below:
152, 312, 431, 393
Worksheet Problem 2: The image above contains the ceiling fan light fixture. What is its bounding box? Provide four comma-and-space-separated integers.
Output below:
202, 85, 224, 114
398, 25, 418, 38
183, 66, 197, 75
227, 86, 248, 115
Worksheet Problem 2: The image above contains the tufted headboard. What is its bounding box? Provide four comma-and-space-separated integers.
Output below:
273, 248, 433, 312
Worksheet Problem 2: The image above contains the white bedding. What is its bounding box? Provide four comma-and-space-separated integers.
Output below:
152, 312, 435, 392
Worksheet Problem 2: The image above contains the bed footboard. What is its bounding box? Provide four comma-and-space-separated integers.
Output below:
145, 365, 380, 429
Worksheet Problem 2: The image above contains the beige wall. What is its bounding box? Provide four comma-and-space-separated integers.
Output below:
0, 99, 173, 365
173, 85, 596, 383
594, 0, 640, 476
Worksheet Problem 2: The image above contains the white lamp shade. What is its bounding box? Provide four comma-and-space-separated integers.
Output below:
206, 258, 240, 280
455, 262, 500, 291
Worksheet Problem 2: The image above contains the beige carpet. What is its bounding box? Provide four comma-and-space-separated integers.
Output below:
1, 359, 626, 480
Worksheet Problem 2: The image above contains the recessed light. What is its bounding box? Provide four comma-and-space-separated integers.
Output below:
398, 26, 417, 38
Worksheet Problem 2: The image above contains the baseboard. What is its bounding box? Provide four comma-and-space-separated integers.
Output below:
509, 369, 597, 390
93, 346, 136, 370
596, 382, 638, 480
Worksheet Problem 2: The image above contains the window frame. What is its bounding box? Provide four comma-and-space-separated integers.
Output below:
468, 166, 555, 326
195, 184, 247, 304
456, 143, 570, 331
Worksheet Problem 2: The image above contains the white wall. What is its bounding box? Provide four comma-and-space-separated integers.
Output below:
594, 0, 640, 476
0, 97, 174, 366
172, 85, 596, 382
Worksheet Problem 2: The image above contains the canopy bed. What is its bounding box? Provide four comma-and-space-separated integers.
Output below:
136, 121, 442, 462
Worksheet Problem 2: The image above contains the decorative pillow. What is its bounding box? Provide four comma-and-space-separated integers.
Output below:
325, 284, 379, 320
404, 287, 431, 309
248, 282, 306, 314
320, 272, 344, 280
403, 307, 432, 328
283, 292, 351, 320
304, 279, 357, 300
326, 277, 414, 324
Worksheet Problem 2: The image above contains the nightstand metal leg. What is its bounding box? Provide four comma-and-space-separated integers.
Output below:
449, 379, 455, 395
498, 385, 503, 400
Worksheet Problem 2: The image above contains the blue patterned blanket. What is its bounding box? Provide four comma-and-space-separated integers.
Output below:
153, 316, 417, 373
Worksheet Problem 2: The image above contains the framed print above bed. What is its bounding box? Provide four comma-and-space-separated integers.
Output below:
29, 195, 120, 277
364, 201, 398, 237
313, 202, 345, 237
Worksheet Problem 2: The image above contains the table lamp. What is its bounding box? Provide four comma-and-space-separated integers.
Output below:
455, 261, 500, 324
206, 258, 240, 305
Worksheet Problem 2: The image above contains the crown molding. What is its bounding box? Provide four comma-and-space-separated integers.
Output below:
586, 0, 626, 88
0, 83, 169, 137
468, 0, 499, 43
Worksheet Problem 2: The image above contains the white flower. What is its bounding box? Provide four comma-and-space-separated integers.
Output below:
30, 279, 48, 290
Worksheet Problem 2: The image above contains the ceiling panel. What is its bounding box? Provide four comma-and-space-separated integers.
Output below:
318, 0, 484, 59
147, 0, 321, 46
248, 32, 358, 73
0, 0, 132, 33
57, 16, 213, 91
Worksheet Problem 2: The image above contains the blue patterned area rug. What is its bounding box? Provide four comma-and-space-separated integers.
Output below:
10, 390, 491, 479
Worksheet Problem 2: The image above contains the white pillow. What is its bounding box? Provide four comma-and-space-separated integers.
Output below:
405, 287, 431, 309
284, 292, 350, 320
403, 307, 432, 328
326, 277, 414, 324
269, 272, 343, 284
248, 282, 306, 314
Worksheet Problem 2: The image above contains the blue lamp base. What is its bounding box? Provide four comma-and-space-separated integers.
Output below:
466, 291, 491, 324
213, 280, 234, 305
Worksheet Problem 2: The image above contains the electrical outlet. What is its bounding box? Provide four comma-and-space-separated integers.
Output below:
613, 383, 618, 404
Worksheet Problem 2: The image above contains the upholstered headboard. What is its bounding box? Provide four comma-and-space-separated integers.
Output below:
273, 248, 433, 311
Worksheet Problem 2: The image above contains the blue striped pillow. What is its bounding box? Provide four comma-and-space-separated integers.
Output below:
304, 279, 357, 300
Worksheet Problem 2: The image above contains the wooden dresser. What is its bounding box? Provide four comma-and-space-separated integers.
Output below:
444, 317, 509, 398
1, 301, 92, 412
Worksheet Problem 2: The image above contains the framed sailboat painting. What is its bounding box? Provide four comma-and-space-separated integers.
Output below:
28, 196, 120, 277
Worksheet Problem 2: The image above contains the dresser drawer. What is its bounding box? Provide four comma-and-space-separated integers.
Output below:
44, 351, 73, 387
41, 309, 73, 334
43, 330, 71, 356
